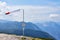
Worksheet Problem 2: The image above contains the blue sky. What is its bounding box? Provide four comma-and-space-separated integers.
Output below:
1, 0, 60, 6
0, 0, 60, 22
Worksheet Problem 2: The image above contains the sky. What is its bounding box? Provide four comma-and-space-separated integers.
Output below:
0, 0, 60, 22
1, 0, 60, 6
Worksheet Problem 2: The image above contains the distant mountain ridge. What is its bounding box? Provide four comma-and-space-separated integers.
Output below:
0, 19, 55, 40
35, 21, 60, 40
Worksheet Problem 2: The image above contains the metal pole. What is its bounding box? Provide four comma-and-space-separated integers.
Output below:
22, 9, 25, 37
21, 9, 25, 40
23, 9, 24, 22
23, 9, 24, 36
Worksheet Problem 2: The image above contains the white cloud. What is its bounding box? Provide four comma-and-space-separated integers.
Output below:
0, 1, 60, 22
5, 6, 60, 22
0, 1, 7, 9
10, 6, 60, 22
49, 14, 59, 18
49, 14, 60, 22
0, 1, 9, 14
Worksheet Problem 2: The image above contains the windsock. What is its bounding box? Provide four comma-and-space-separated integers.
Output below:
5, 9, 20, 15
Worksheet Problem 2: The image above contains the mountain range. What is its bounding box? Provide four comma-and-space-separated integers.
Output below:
0, 19, 59, 40
35, 21, 60, 40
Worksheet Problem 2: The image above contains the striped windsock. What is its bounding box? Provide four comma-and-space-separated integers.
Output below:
5, 9, 20, 15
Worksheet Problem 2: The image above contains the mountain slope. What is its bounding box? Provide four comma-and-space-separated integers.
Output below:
35, 21, 60, 40
0, 20, 55, 40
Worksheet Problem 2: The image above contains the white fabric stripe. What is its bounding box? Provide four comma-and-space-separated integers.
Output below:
10, 9, 20, 13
